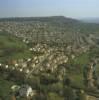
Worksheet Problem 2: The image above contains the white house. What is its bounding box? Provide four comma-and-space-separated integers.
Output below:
29, 48, 33, 51
26, 69, 30, 74
27, 58, 31, 62
20, 68, 23, 72
22, 62, 27, 68
11, 85, 20, 92
0, 63, 2, 67
35, 60, 39, 64
19, 85, 35, 97
5, 65, 9, 69
31, 64, 36, 68
11, 84, 36, 98
15, 63, 19, 67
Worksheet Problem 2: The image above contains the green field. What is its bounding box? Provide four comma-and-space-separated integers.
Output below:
0, 32, 32, 63
0, 76, 15, 99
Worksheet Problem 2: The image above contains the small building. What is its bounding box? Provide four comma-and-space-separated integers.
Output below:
0, 63, 2, 66
19, 85, 34, 97
11, 84, 37, 99
5, 65, 9, 69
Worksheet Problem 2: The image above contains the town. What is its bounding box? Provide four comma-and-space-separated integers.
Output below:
0, 17, 99, 100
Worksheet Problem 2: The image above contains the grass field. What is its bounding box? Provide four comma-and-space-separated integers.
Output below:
0, 32, 32, 63
0, 76, 15, 99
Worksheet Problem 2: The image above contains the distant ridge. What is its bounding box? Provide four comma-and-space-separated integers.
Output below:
0, 16, 99, 47
80, 18, 99, 24
0, 16, 79, 23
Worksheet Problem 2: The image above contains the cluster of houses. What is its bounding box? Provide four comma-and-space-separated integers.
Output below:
0, 20, 98, 100
0, 21, 60, 42
0, 43, 70, 99
0, 43, 69, 78
0, 21, 90, 47
0, 21, 90, 55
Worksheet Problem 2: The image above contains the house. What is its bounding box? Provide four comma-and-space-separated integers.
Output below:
26, 69, 30, 74
29, 48, 33, 51
18, 85, 35, 97
11, 84, 37, 98
19, 69, 23, 72
22, 62, 27, 68
11, 85, 20, 92
27, 58, 31, 62
0, 63, 2, 67
15, 63, 19, 67
5, 65, 9, 69
31, 63, 36, 68
12, 67, 15, 70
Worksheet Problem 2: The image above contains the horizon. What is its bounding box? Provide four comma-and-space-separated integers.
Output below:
0, 0, 99, 19
0, 15, 79, 19
0, 16, 99, 21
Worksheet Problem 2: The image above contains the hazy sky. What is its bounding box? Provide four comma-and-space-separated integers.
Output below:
0, 0, 99, 18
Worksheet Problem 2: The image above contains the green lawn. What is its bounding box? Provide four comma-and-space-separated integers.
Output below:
0, 76, 15, 99
0, 32, 32, 63
73, 53, 90, 65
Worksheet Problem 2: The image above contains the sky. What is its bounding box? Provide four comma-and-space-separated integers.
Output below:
0, 0, 99, 18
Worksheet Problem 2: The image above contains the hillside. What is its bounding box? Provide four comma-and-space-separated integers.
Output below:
0, 32, 32, 63
0, 16, 99, 48
0, 16, 79, 23
0, 16, 99, 100
80, 18, 99, 23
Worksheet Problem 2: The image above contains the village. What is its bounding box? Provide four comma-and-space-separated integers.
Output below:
0, 40, 99, 100
0, 18, 99, 100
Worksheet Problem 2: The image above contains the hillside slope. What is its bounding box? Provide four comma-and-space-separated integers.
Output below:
0, 16, 99, 47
